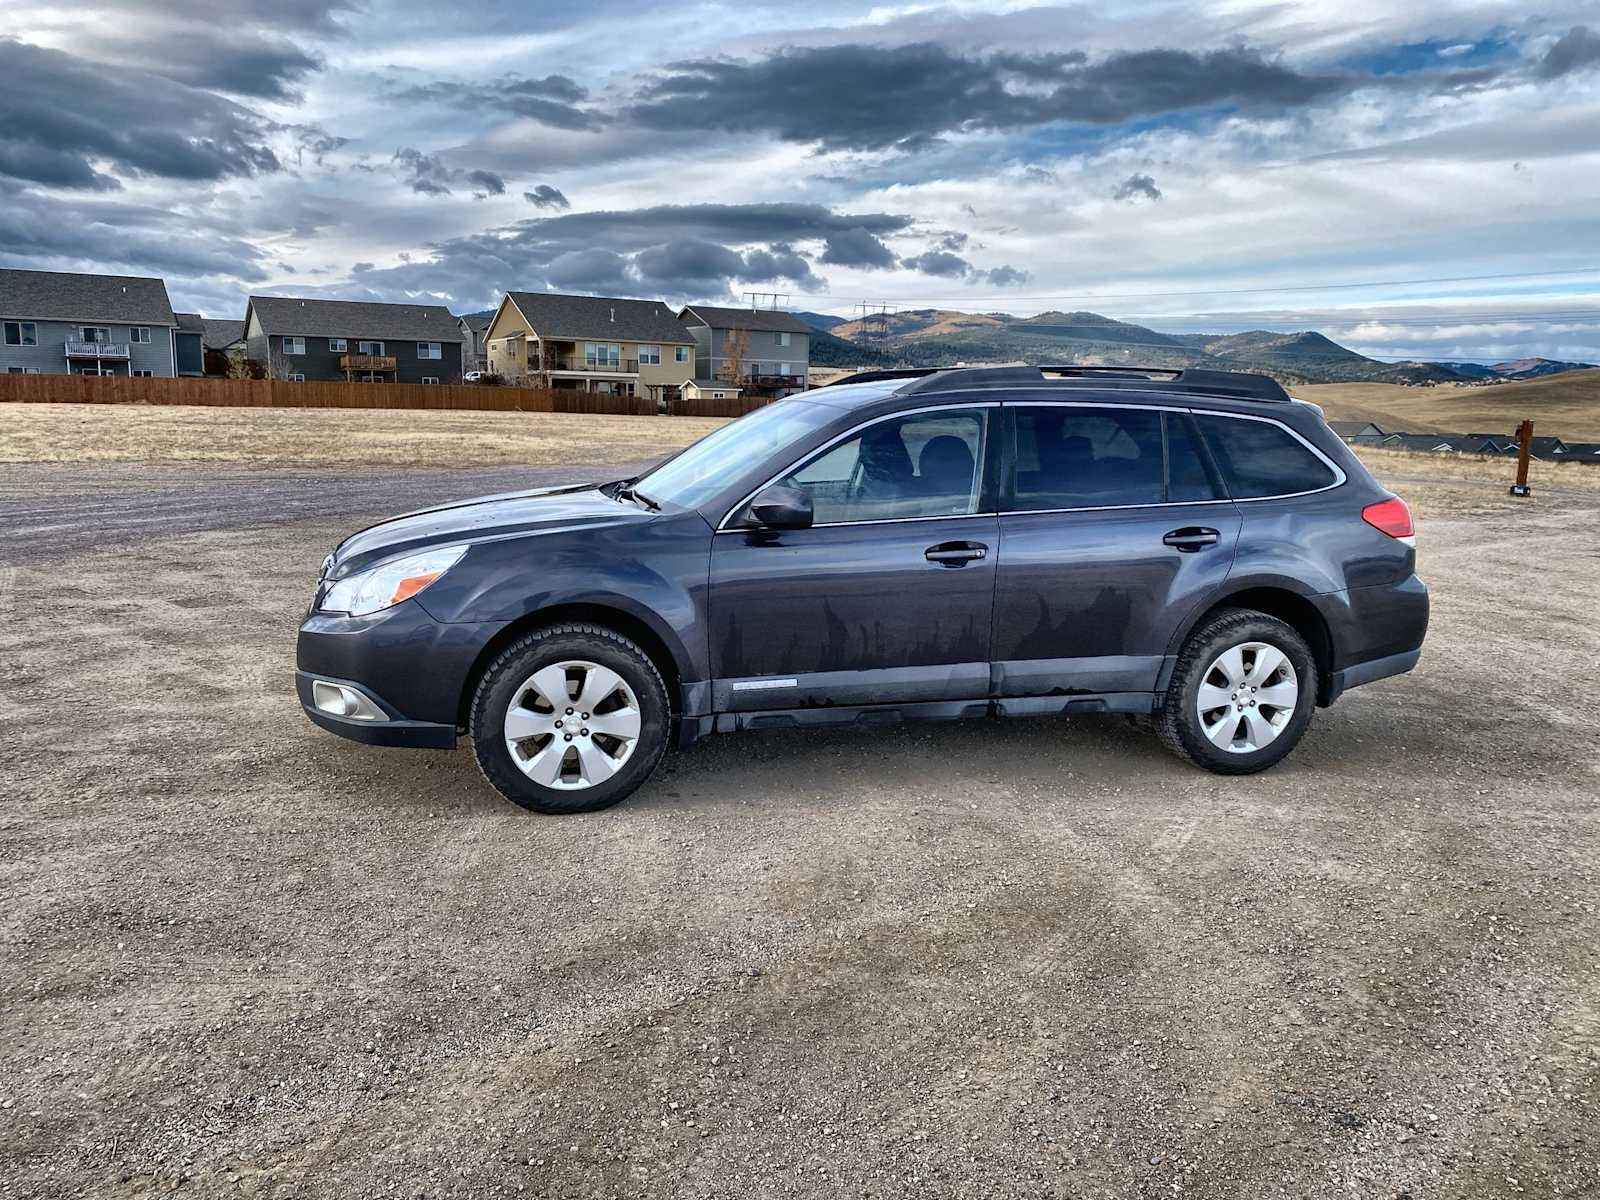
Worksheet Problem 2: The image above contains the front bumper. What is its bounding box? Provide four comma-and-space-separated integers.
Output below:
297, 598, 502, 750
296, 671, 458, 748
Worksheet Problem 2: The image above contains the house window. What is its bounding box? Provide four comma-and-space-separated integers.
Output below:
132, 369, 155, 377
329, 338, 347, 352
3, 321, 37, 346
131, 327, 151, 344
283, 336, 306, 355
418, 342, 441, 360
638, 344, 661, 365
777, 331, 791, 347
421, 376, 439, 384
778, 362, 791, 376
287, 372, 306, 382
358, 340, 384, 355
80, 326, 110, 343
675, 345, 690, 363
584, 342, 621, 368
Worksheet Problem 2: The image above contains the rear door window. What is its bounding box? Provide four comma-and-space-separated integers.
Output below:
1195, 414, 1337, 498
1011, 407, 1223, 509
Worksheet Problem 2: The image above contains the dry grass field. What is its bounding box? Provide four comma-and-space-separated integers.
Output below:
0, 403, 726, 468
1298, 369, 1600, 438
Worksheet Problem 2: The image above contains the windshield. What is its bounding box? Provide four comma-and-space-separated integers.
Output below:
633, 398, 836, 510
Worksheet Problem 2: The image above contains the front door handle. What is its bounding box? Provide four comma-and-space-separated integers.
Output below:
1163, 527, 1220, 552
925, 540, 988, 566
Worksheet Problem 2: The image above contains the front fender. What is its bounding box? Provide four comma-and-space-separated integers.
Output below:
414, 511, 713, 684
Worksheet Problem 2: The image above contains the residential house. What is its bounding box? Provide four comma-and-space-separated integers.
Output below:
1559, 441, 1600, 462
484, 292, 695, 401
458, 310, 495, 374
243, 296, 464, 383
0, 268, 178, 376
173, 312, 206, 377
1328, 420, 1385, 444
678, 305, 811, 396
202, 319, 246, 355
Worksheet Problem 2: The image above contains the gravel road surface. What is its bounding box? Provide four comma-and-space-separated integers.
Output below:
2, 462, 1597, 1199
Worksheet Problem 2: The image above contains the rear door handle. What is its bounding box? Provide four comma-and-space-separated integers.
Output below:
925, 540, 988, 566
1163, 527, 1220, 552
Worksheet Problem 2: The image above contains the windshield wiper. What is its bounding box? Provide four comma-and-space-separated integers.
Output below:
615, 482, 660, 512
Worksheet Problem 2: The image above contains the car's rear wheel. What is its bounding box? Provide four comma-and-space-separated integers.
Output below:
470, 624, 669, 813
1157, 608, 1316, 774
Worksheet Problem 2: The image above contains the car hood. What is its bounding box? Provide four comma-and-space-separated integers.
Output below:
327, 482, 650, 577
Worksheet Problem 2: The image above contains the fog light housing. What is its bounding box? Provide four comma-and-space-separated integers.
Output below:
311, 680, 385, 721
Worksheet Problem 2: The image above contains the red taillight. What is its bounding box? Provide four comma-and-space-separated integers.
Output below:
1362, 496, 1414, 542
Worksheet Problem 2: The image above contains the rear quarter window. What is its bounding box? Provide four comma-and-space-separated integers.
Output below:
1195, 414, 1338, 498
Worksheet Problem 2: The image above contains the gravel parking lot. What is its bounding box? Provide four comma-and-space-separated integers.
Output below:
2, 452, 1598, 1199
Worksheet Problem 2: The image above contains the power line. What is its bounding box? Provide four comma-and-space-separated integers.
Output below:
793, 266, 1600, 309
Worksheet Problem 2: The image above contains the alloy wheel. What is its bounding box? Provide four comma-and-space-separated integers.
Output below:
503, 660, 642, 789
1195, 641, 1300, 754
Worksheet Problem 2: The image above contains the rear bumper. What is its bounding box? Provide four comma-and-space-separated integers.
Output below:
1315, 573, 1429, 704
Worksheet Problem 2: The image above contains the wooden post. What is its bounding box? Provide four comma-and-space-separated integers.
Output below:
1509, 419, 1533, 497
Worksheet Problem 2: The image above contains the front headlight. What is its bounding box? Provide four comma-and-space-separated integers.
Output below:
319, 545, 468, 616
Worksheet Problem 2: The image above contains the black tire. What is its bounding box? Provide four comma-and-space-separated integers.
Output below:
1157, 608, 1317, 775
469, 624, 670, 814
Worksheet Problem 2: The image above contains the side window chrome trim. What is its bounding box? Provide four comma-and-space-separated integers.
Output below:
715, 401, 999, 532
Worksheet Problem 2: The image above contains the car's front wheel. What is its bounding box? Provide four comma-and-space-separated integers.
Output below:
1157, 608, 1316, 774
470, 624, 670, 813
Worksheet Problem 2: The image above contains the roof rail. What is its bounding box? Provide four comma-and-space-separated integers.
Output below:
816, 368, 942, 387
889, 364, 1291, 402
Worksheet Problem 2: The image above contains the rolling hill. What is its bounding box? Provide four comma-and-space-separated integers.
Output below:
807, 308, 1467, 384
1297, 369, 1600, 440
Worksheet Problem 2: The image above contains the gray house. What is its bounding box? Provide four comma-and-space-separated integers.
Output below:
243, 296, 464, 383
202, 319, 246, 355
173, 312, 206, 377
458, 310, 495, 375
678, 305, 811, 395
0, 268, 178, 376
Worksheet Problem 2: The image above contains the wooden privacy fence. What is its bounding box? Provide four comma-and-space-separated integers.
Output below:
669, 393, 781, 419
0, 374, 656, 416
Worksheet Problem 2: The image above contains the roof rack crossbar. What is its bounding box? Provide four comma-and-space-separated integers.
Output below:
880, 364, 1291, 402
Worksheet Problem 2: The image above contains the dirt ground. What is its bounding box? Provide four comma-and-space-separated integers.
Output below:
0, 403, 725, 468
2, 447, 1598, 1199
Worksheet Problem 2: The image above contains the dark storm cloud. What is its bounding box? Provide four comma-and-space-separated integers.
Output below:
326, 202, 904, 309
0, 39, 280, 189
393, 73, 602, 130
393, 147, 506, 198
144, 34, 323, 99
624, 42, 1345, 151
819, 227, 898, 269
981, 265, 1030, 287
900, 249, 972, 277
1113, 173, 1162, 201
0, 186, 272, 281
1539, 25, 1600, 78
524, 184, 571, 209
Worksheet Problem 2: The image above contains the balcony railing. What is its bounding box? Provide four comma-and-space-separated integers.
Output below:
65, 340, 130, 359
340, 354, 397, 371
548, 356, 640, 374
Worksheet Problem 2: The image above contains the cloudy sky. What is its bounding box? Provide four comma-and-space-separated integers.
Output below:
3, 1, 1599, 361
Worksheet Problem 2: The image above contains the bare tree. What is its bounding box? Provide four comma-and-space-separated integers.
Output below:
717, 328, 748, 384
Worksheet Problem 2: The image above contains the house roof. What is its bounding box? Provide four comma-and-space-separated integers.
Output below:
684, 378, 740, 390
1328, 420, 1383, 436
459, 310, 496, 331
202, 319, 246, 349
1560, 441, 1600, 457
505, 291, 694, 344
0, 268, 176, 325
247, 295, 462, 343
680, 304, 812, 334
173, 311, 206, 333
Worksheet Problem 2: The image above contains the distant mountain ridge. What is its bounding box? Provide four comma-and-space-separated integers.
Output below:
799, 307, 1599, 385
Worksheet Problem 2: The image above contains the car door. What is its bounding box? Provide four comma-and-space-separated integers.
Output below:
991, 402, 1241, 701
709, 404, 999, 712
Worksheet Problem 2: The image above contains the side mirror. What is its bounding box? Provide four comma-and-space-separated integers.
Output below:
748, 485, 813, 530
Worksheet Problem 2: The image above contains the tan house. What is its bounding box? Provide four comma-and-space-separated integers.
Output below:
484, 291, 696, 401
680, 378, 743, 402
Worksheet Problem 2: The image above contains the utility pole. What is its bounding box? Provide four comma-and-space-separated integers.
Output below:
742, 292, 788, 311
